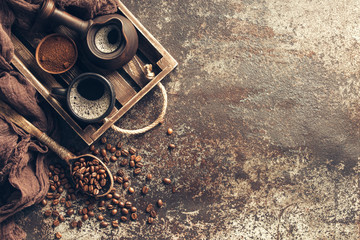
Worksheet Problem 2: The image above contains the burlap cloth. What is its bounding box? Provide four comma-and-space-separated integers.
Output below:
0, 1, 118, 239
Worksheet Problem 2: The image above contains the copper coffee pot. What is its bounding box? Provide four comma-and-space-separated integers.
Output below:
37, 0, 138, 70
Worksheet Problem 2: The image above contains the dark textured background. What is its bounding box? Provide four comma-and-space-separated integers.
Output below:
15, 0, 360, 239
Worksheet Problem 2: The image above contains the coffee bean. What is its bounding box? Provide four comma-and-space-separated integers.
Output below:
135, 156, 142, 162
110, 147, 116, 153
136, 162, 143, 168
55, 232, 62, 239
113, 193, 120, 199
146, 173, 152, 181
115, 150, 121, 157
120, 159, 128, 167
146, 204, 153, 213
103, 156, 109, 163
129, 160, 135, 168
167, 128, 173, 135
105, 144, 111, 150
100, 221, 108, 228
116, 177, 123, 184
69, 221, 77, 228
82, 214, 89, 221
101, 137, 107, 144
120, 216, 127, 222
58, 215, 65, 222
121, 208, 129, 215
50, 185, 56, 192
130, 155, 136, 161
100, 149, 107, 157
142, 186, 149, 195
52, 210, 59, 217
93, 149, 100, 155
163, 178, 171, 184
100, 179, 106, 187
168, 144, 176, 149
82, 207, 88, 215
48, 172, 53, 178
123, 182, 129, 189
41, 199, 47, 206
129, 147, 136, 155
60, 197, 66, 204
112, 199, 119, 205
97, 215, 104, 221
77, 220, 83, 228
46, 193, 53, 199
150, 210, 157, 218
98, 207, 106, 212
131, 213, 138, 221
71, 194, 76, 201
90, 145, 95, 151
118, 201, 125, 208
121, 150, 129, 157
128, 187, 135, 194
110, 156, 117, 162
112, 220, 119, 228
125, 201, 132, 208
53, 219, 60, 227
44, 210, 52, 217
107, 204, 114, 210
147, 217, 154, 224
157, 199, 163, 207
123, 176, 129, 182
88, 211, 95, 217
66, 208, 74, 216
116, 141, 123, 149
134, 168, 141, 175
93, 189, 100, 195
106, 194, 113, 199
52, 199, 59, 206
111, 209, 118, 215
130, 206, 137, 213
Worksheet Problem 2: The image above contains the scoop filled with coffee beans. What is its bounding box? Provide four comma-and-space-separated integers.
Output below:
0, 100, 114, 197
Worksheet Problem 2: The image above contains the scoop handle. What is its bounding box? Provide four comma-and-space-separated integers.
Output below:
0, 100, 74, 164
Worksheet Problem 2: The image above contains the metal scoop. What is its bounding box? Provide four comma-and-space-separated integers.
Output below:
0, 100, 114, 197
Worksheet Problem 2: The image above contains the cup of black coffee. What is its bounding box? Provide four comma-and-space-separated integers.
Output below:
52, 73, 115, 123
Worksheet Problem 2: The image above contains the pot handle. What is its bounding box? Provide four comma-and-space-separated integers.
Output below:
51, 87, 67, 97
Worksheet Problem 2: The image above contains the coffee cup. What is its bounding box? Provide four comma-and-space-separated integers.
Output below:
52, 73, 115, 123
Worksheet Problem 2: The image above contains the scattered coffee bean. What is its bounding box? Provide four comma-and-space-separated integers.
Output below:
41, 199, 47, 206
100, 221, 108, 228
111, 209, 118, 215
110, 147, 116, 153
93, 149, 100, 155
135, 156, 142, 163
142, 186, 149, 195
66, 208, 74, 216
128, 187, 135, 194
116, 177, 123, 184
89, 145, 95, 151
58, 215, 65, 222
123, 176, 129, 182
121, 150, 129, 157
60, 197, 66, 204
167, 128, 173, 135
118, 201, 125, 208
53, 219, 60, 227
129, 160, 135, 168
52, 210, 59, 217
125, 201, 132, 208
123, 182, 129, 189
134, 168, 141, 175
113, 193, 121, 199
116, 141, 123, 149
146, 173, 152, 181
168, 144, 176, 149
107, 204, 114, 210
136, 162, 143, 168
82, 214, 89, 221
131, 213, 138, 221
120, 216, 127, 222
147, 217, 154, 224
112, 199, 119, 205
52, 199, 59, 206
44, 210, 52, 217
112, 220, 119, 228
115, 150, 121, 157
120, 159, 129, 166
55, 232, 62, 239
101, 137, 107, 144
157, 199, 163, 207
100, 149, 107, 157
146, 204, 153, 213
121, 208, 129, 215
129, 147, 136, 155
163, 178, 171, 185
97, 215, 104, 221
88, 211, 95, 217
110, 156, 117, 162
106, 194, 113, 199
77, 220, 83, 228
130, 206, 137, 213
70, 221, 77, 228
106, 143, 111, 151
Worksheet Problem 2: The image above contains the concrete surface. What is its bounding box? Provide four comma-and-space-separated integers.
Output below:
14, 0, 360, 239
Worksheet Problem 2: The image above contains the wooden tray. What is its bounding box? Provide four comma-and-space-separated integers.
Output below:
10, 1, 177, 145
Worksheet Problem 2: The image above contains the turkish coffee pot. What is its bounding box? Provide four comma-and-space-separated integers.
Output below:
37, 0, 138, 70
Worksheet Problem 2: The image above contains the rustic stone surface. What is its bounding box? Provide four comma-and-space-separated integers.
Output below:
14, 0, 359, 239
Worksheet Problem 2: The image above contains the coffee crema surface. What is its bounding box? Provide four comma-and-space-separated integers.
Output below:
69, 81, 111, 120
